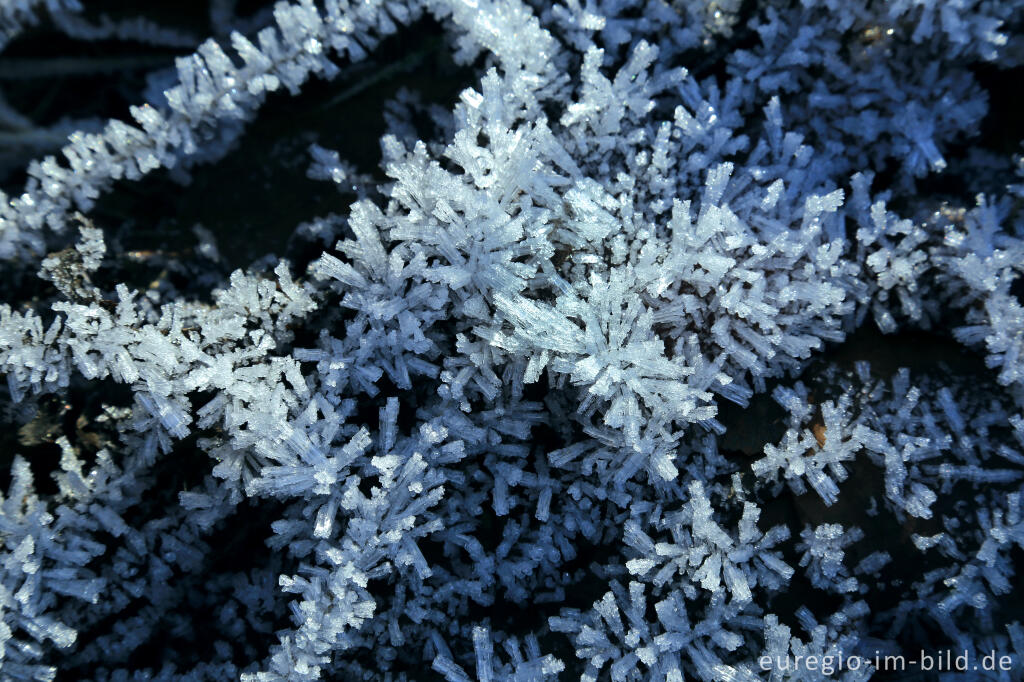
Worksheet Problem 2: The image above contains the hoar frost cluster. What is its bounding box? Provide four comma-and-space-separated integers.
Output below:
0, 0, 1023, 680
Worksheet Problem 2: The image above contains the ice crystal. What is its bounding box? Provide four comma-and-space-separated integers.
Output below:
0, 0, 1022, 679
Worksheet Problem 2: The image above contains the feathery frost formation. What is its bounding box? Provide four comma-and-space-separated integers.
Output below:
0, 0, 1022, 679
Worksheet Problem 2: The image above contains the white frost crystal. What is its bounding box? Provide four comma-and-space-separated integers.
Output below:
0, 0, 1022, 678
